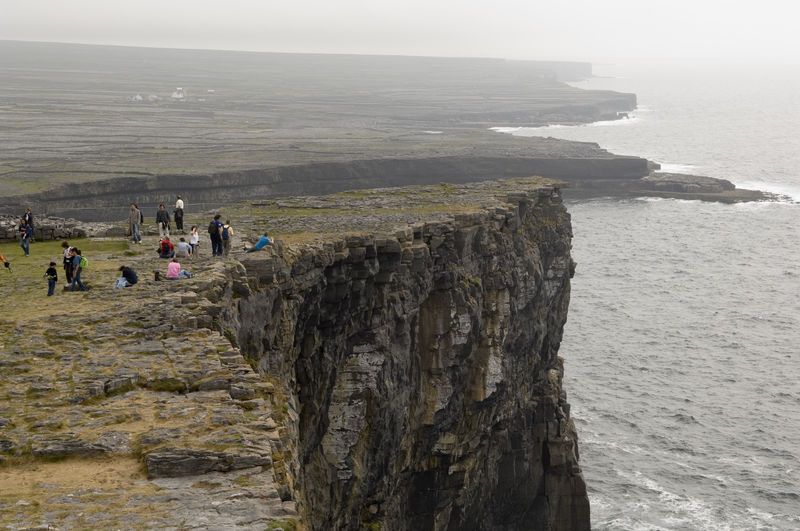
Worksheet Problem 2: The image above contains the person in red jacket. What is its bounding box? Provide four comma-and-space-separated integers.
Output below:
158, 237, 175, 259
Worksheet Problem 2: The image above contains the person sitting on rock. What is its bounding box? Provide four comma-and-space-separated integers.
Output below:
165, 258, 192, 280
158, 237, 175, 259
174, 237, 192, 259
244, 232, 273, 253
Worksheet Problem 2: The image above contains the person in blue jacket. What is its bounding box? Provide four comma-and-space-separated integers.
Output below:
244, 233, 273, 253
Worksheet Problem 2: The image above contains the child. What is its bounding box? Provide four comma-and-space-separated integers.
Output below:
0, 254, 10, 273
44, 261, 58, 296
189, 225, 200, 257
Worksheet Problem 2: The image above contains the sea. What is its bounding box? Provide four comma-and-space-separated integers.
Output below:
495, 62, 800, 530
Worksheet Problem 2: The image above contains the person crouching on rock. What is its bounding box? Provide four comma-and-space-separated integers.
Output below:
117, 265, 138, 288
44, 261, 58, 296
158, 237, 175, 259
244, 233, 273, 253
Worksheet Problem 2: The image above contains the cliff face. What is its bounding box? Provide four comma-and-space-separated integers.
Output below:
223, 187, 588, 529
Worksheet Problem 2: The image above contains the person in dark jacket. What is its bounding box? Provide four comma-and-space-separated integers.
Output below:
156, 203, 171, 238
61, 241, 75, 284
118, 265, 138, 286
44, 261, 58, 296
19, 220, 32, 256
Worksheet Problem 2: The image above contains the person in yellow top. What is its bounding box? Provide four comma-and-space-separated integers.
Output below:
0, 254, 10, 272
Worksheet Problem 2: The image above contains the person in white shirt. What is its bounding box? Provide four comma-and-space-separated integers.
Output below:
174, 195, 185, 233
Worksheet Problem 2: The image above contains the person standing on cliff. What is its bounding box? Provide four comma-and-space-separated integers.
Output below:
61, 241, 74, 284
174, 195, 185, 233
208, 214, 223, 257
156, 203, 171, 238
221, 220, 234, 256
129, 203, 142, 244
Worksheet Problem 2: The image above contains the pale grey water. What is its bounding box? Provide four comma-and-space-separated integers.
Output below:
498, 63, 800, 529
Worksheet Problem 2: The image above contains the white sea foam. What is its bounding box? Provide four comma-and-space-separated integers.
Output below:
656, 163, 700, 174
420, 130, 443, 134
490, 114, 640, 134
733, 180, 800, 202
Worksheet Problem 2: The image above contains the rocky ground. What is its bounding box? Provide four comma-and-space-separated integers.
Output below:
0, 235, 297, 529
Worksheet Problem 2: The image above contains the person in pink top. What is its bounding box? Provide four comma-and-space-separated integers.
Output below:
166, 259, 181, 279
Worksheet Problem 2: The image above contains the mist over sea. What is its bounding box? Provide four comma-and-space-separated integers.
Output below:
498, 63, 800, 529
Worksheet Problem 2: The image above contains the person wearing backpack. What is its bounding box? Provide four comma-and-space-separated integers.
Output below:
208, 214, 223, 257
70, 248, 87, 291
221, 220, 234, 256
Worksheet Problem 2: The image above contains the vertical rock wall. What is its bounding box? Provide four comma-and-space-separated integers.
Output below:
223, 188, 588, 530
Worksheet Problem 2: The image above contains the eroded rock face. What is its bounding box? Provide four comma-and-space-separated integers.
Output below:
224, 188, 588, 530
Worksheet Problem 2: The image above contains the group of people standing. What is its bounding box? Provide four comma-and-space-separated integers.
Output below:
129, 196, 185, 244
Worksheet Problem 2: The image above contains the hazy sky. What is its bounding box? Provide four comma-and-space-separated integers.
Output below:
1, 0, 798, 64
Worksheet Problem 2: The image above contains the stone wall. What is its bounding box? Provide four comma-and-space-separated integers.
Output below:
218, 187, 588, 530
0, 215, 128, 243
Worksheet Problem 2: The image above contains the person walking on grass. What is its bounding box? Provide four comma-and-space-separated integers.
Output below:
19, 220, 32, 256
221, 220, 234, 256
44, 261, 58, 296
62, 241, 75, 285
129, 203, 142, 244
70, 248, 87, 291
156, 203, 171, 238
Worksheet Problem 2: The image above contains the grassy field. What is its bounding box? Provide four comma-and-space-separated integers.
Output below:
0, 238, 139, 319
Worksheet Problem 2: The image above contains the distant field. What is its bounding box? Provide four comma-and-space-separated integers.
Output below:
0, 41, 636, 199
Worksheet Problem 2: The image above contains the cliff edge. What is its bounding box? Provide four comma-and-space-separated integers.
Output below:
0, 178, 586, 530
